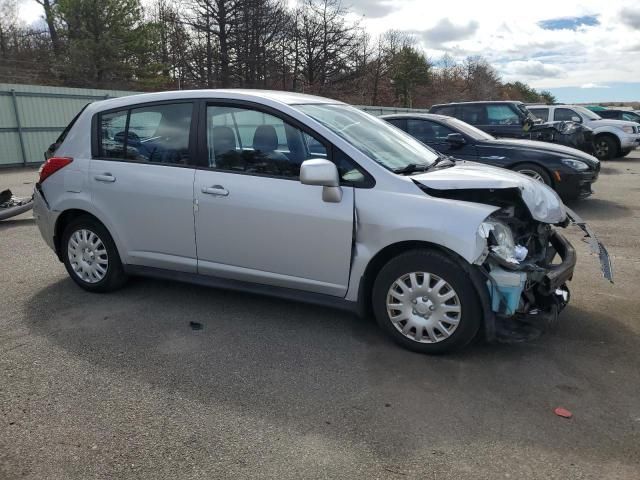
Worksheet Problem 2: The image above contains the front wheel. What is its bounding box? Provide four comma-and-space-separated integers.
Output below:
62, 216, 127, 292
372, 250, 482, 354
513, 163, 552, 186
593, 135, 618, 160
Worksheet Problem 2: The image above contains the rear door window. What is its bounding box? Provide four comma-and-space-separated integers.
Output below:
459, 105, 486, 125
99, 109, 129, 159
554, 108, 580, 122
407, 119, 454, 143
98, 102, 193, 165
529, 108, 549, 122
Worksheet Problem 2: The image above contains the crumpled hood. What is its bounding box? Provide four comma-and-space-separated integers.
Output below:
413, 162, 567, 224
486, 138, 600, 166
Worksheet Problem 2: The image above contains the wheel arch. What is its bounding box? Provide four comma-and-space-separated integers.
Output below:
594, 132, 621, 156
358, 241, 476, 309
509, 161, 556, 188
356, 240, 494, 340
54, 209, 108, 261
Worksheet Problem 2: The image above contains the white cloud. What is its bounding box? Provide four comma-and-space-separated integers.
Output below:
503, 60, 566, 79
620, 7, 640, 29
581, 83, 610, 88
419, 19, 479, 47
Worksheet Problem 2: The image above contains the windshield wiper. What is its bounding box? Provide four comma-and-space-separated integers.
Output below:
429, 155, 456, 169
393, 163, 431, 175
393, 156, 456, 175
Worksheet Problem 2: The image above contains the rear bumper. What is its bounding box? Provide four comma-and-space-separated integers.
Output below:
32, 185, 57, 252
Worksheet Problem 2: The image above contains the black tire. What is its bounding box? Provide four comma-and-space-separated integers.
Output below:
621, 149, 632, 157
513, 163, 552, 186
593, 135, 618, 160
61, 215, 127, 293
372, 249, 482, 354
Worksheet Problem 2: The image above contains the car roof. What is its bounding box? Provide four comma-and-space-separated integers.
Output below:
87, 89, 343, 112
380, 113, 450, 121
431, 100, 524, 107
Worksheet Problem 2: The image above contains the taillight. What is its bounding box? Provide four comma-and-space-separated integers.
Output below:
39, 157, 73, 184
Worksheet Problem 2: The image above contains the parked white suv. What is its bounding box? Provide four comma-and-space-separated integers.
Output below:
33, 90, 612, 353
528, 105, 640, 160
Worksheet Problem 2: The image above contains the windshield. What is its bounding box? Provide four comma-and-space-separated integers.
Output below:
294, 104, 439, 170
443, 117, 494, 140
573, 106, 602, 120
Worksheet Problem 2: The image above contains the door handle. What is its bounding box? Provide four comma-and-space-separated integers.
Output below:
202, 185, 229, 196
94, 173, 116, 183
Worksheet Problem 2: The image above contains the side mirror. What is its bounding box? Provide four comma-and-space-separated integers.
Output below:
571, 115, 582, 123
446, 133, 466, 147
300, 159, 342, 203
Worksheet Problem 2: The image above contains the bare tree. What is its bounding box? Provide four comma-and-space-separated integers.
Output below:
34, 0, 62, 56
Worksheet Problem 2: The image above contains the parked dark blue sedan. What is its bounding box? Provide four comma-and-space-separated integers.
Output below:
382, 113, 600, 200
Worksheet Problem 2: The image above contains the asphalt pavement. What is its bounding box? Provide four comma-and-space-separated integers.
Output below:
1, 153, 639, 479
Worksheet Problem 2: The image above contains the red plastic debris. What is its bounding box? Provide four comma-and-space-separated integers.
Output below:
554, 407, 573, 419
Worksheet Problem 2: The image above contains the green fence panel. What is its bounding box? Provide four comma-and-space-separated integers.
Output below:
0, 83, 137, 167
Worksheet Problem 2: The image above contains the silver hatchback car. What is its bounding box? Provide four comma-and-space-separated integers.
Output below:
33, 90, 612, 353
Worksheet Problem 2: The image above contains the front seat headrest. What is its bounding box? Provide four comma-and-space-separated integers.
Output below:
211, 126, 236, 156
253, 125, 279, 153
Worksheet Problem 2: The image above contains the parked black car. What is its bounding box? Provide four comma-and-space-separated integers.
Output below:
429, 101, 538, 138
382, 113, 600, 200
596, 109, 640, 124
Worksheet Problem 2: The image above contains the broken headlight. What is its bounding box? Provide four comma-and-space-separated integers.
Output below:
480, 219, 526, 264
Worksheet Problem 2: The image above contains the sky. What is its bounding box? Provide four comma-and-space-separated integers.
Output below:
18, 0, 640, 103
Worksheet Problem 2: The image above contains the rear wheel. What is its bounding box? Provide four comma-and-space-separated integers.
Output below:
593, 135, 618, 160
372, 250, 482, 354
513, 163, 552, 186
62, 216, 127, 292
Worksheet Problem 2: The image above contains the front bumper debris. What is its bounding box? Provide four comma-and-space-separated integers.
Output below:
565, 206, 613, 283
485, 210, 612, 342
495, 284, 570, 343
541, 231, 576, 294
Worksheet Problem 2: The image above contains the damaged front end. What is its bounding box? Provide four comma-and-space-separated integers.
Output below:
416, 175, 613, 343
477, 205, 577, 342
